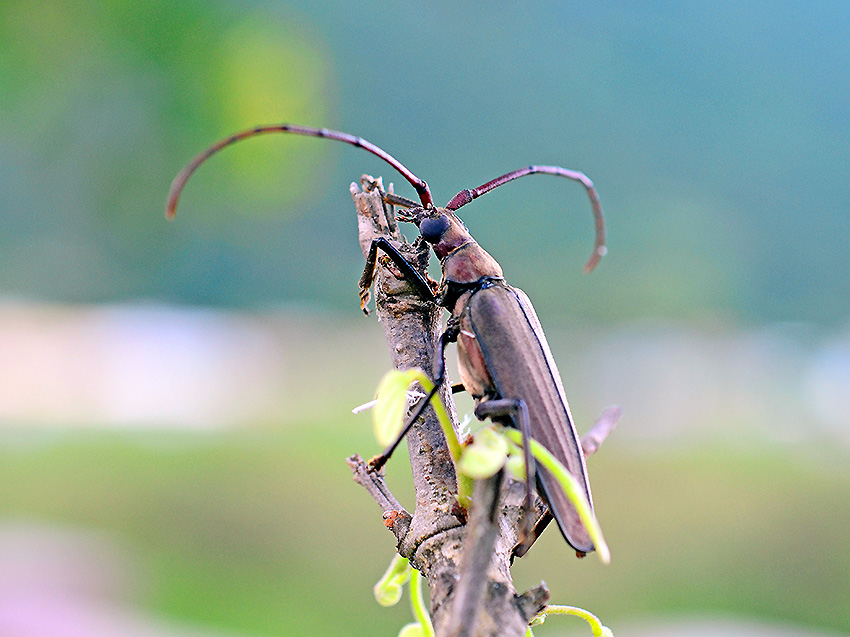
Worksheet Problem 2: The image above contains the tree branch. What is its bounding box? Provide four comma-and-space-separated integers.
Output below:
347, 177, 613, 636
581, 406, 621, 458
350, 176, 463, 558
347, 454, 412, 544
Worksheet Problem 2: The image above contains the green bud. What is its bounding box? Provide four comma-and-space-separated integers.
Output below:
398, 623, 426, 637
458, 427, 509, 479
506, 454, 527, 481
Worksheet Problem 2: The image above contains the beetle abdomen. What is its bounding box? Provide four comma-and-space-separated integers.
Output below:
464, 283, 594, 553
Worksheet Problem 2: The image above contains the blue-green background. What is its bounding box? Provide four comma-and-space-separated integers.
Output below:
1, 1, 848, 635
4, 1, 848, 324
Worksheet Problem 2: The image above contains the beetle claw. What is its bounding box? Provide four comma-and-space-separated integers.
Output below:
360, 287, 372, 315
514, 500, 536, 555
367, 454, 388, 473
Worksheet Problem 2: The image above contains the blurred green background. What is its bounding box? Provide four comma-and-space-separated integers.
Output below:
1, 1, 848, 635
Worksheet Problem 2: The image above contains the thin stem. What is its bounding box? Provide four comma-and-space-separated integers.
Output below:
411, 570, 435, 637
532, 605, 612, 637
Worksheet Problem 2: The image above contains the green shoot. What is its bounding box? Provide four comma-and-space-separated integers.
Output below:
374, 554, 434, 637
374, 554, 412, 607
409, 569, 434, 637
529, 604, 614, 636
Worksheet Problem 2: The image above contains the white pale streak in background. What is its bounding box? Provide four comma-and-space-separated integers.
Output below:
0, 300, 847, 445
0, 302, 286, 429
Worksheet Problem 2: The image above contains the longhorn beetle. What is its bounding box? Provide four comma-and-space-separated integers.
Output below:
166, 124, 607, 556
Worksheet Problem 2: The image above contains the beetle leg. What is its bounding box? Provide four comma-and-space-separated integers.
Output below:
473, 398, 536, 555
368, 328, 457, 472
359, 237, 437, 313
513, 512, 553, 559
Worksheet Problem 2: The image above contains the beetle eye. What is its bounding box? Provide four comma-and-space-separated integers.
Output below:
419, 214, 450, 243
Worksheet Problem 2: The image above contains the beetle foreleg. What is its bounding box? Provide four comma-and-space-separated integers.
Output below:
358, 237, 437, 313
473, 398, 537, 556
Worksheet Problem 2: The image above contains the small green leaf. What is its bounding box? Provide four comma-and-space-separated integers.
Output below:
377, 581, 404, 607
409, 570, 435, 637
370, 368, 464, 468
398, 623, 426, 637
458, 427, 509, 479
373, 370, 419, 446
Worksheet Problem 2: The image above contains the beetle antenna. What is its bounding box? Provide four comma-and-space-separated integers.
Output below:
445, 165, 607, 272
166, 124, 433, 218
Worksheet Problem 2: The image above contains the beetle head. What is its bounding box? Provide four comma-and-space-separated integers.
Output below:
410, 208, 474, 259
397, 206, 503, 289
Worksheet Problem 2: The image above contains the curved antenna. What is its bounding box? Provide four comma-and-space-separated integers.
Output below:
166, 124, 433, 218
445, 165, 607, 272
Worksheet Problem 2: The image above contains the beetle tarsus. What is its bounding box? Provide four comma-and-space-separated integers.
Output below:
359, 282, 373, 315
367, 453, 389, 473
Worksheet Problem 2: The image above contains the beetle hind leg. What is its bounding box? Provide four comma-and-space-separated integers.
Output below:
473, 398, 537, 556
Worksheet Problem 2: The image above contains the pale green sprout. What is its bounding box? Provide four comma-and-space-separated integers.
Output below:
527, 604, 614, 637
374, 554, 412, 607
374, 554, 434, 637
505, 453, 527, 481
408, 569, 434, 637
